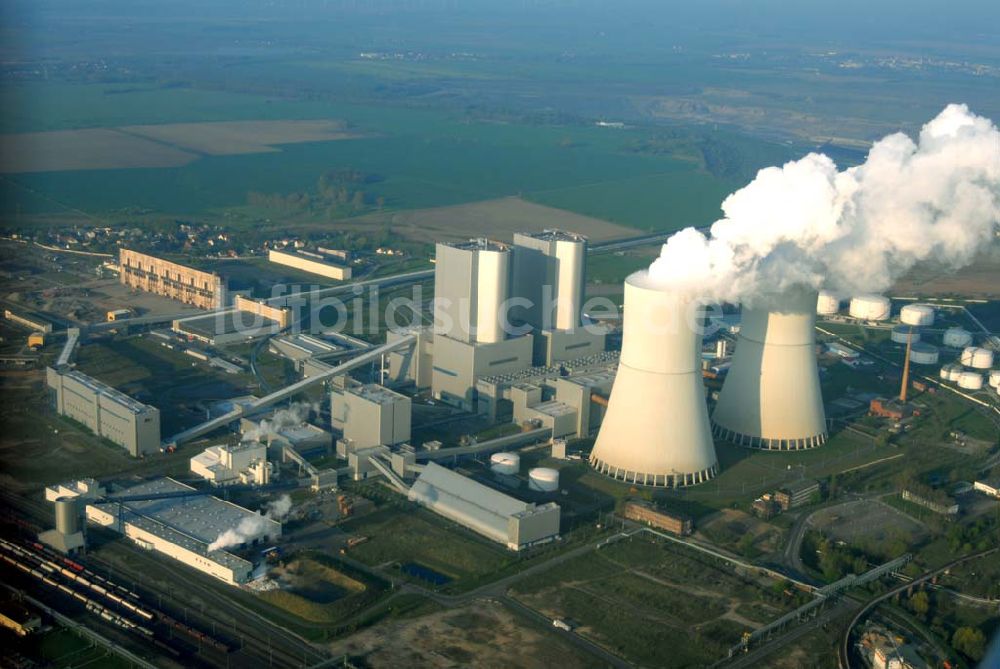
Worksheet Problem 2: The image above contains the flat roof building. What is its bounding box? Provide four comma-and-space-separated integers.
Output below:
86, 478, 279, 585
268, 248, 352, 281
408, 463, 560, 551
46, 367, 160, 457
332, 381, 411, 452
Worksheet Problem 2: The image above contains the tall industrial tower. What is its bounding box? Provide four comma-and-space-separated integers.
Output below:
589, 273, 719, 487
711, 286, 827, 450
429, 240, 533, 411
512, 230, 605, 365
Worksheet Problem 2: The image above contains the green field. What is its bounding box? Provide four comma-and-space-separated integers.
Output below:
1, 82, 789, 235
510, 536, 802, 667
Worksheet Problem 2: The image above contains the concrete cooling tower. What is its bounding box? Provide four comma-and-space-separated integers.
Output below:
712, 287, 827, 450
590, 273, 719, 487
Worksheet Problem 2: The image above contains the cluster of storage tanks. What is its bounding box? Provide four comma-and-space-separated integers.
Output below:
489, 452, 560, 492
941, 347, 997, 391
818, 292, 999, 393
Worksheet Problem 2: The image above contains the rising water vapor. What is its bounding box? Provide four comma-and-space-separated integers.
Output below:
647, 104, 1000, 304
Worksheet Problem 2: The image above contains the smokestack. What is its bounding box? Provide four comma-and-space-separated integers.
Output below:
590, 273, 719, 487
712, 287, 827, 450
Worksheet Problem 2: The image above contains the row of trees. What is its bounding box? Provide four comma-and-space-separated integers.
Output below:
247, 168, 386, 217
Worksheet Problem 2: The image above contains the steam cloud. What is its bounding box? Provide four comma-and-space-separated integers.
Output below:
647, 104, 1000, 304
241, 402, 316, 444
207, 494, 293, 552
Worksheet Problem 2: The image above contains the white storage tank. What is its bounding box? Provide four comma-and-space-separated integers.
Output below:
528, 467, 560, 492
909, 342, 939, 365
899, 304, 935, 326
890, 325, 921, 344
957, 371, 984, 390
849, 295, 891, 321
940, 364, 962, 382
943, 328, 973, 348
959, 347, 994, 370
988, 370, 1000, 389
816, 291, 841, 316
490, 452, 520, 476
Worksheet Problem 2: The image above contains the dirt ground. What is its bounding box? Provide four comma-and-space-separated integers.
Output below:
698, 508, 783, 553
326, 600, 601, 669
346, 196, 639, 243
890, 249, 1000, 299
809, 499, 928, 548
0, 119, 360, 173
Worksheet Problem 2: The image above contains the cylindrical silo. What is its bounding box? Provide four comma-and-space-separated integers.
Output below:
909, 342, 939, 365
849, 295, 891, 321
55, 497, 80, 535
713, 286, 827, 450
816, 290, 841, 316
957, 372, 983, 390
943, 328, 973, 348
490, 452, 520, 475
891, 325, 921, 344
528, 467, 560, 492
960, 347, 994, 370
900, 304, 935, 326
590, 273, 719, 487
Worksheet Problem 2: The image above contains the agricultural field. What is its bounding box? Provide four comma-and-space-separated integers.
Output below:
509, 536, 805, 667
0, 120, 362, 173
0, 81, 784, 236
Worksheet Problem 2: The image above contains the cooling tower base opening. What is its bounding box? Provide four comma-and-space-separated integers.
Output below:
712, 424, 827, 451
589, 457, 718, 488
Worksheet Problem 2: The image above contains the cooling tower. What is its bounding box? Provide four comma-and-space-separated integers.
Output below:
590, 273, 718, 487
712, 287, 827, 450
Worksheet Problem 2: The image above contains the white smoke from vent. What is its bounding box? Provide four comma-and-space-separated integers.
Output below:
241, 402, 316, 444
207, 494, 293, 552
647, 104, 1000, 303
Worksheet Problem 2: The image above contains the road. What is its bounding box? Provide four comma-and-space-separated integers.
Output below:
838, 547, 999, 669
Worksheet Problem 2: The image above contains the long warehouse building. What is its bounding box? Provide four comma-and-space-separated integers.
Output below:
86, 478, 280, 585
408, 462, 560, 551
46, 367, 160, 457
268, 248, 352, 280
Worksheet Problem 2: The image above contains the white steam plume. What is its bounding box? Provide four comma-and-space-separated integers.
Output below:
241, 402, 316, 444
207, 495, 293, 552
647, 104, 1000, 303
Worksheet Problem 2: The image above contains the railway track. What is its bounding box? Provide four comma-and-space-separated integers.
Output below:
0, 490, 327, 668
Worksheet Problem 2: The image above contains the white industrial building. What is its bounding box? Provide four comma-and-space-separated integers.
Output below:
85, 478, 279, 585
190, 441, 272, 486
332, 380, 411, 454
268, 248, 352, 280
44, 478, 106, 503
511, 230, 606, 365
430, 239, 535, 410
46, 367, 161, 457
408, 463, 560, 550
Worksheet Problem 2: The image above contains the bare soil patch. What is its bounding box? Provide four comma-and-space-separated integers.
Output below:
121, 119, 361, 156
346, 196, 639, 243
327, 600, 601, 668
